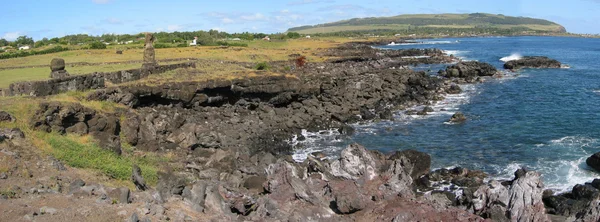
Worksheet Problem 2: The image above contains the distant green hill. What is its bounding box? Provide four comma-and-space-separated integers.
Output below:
288, 13, 566, 34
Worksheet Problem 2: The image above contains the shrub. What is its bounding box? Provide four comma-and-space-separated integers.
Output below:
215, 41, 248, 47
254, 62, 270, 70
176, 43, 188, 48
0, 49, 4, 53
89, 41, 107, 49
153, 43, 170, 49
0, 46, 69, 60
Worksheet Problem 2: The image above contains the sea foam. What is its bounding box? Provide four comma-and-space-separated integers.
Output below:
500, 53, 522, 62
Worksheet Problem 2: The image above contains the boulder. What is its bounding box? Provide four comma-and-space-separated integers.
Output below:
0, 111, 15, 122
50, 58, 66, 72
504, 56, 561, 70
389, 149, 431, 180
449, 112, 467, 123
442, 61, 498, 80
132, 165, 148, 191
447, 84, 462, 94
586, 152, 600, 172
108, 187, 131, 204
0, 128, 25, 141
470, 170, 549, 222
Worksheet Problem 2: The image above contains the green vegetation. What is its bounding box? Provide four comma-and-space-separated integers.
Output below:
254, 62, 271, 70
42, 132, 164, 185
0, 46, 69, 60
288, 13, 566, 35
88, 41, 107, 49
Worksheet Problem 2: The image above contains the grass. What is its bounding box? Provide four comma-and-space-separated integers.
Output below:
0, 37, 351, 88
42, 132, 165, 185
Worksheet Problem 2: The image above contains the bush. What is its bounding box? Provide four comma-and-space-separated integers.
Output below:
215, 41, 248, 47
154, 43, 170, 49
0, 49, 4, 53
0, 46, 69, 60
176, 43, 188, 48
254, 62, 270, 70
295, 56, 307, 68
89, 41, 107, 49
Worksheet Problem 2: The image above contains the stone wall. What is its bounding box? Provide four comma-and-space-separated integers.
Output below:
4, 62, 195, 97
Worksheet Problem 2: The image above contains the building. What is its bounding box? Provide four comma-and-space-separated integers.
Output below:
18, 45, 30, 50
262, 36, 270, 41
189, 37, 198, 46
305, 35, 311, 39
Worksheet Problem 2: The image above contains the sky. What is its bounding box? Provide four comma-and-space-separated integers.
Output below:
1, 0, 599, 41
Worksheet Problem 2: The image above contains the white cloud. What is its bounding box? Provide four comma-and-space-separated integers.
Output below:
281, 9, 290, 13
92, 0, 111, 4
167, 25, 182, 31
221, 18, 234, 24
240, 13, 266, 21
2, 32, 21, 41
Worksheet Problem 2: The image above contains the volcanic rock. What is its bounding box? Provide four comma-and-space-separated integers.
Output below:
504, 56, 561, 70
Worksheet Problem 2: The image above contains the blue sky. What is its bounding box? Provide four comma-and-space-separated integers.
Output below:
1, 0, 599, 41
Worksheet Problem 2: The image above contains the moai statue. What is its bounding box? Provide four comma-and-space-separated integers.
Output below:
142, 33, 157, 69
49, 58, 70, 79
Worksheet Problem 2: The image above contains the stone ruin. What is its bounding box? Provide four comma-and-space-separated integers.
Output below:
142, 33, 157, 69
50, 58, 70, 79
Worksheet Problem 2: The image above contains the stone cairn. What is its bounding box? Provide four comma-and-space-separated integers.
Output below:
50, 58, 70, 79
141, 33, 157, 69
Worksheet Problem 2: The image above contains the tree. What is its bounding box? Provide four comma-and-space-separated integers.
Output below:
0, 38, 8, 47
15, 35, 34, 46
89, 41, 107, 49
287, 32, 301, 39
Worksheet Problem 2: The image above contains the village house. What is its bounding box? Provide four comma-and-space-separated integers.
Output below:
18, 45, 30, 50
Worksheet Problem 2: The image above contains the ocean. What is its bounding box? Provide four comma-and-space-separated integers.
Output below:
292, 36, 600, 193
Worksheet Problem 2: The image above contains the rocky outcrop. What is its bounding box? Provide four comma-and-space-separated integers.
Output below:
504, 56, 562, 70
50, 58, 70, 79
440, 61, 499, 82
469, 170, 550, 222
450, 112, 467, 123
543, 178, 600, 221
0, 128, 25, 142
29, 102, 121, 154
587, 152, 600, 172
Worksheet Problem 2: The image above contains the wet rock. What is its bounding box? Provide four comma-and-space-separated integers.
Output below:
586, 152, 600, 172
449, 112, 467, 123
132, 165, 148, 191
504, 56, 562, 70
0, 111, 15, 122
443, 61, 498, 81
447, 84, 462, 94
379, 108, 394, 120
572, 184, 600, 200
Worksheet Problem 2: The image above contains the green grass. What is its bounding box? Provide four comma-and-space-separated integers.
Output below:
42, 132, 165, 185
0, 63, 148, 88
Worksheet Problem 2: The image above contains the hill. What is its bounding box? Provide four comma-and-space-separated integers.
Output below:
288, 13, 566, 34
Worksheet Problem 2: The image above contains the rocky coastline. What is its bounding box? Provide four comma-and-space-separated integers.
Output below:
0, 41, 597, 221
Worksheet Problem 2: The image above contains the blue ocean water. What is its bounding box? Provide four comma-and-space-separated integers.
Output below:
294, 36, 600, 192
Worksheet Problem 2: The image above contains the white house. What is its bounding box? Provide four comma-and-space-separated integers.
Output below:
305, 35, 311, 39
19, 46, 30, 50
189, 37, 198, 46
231, 38, 241, 41
262, 36, 270, 41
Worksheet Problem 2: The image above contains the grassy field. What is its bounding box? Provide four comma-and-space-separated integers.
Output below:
0, 37, 355, 88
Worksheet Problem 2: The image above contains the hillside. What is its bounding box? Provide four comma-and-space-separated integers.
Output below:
288, 13, 566, 34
